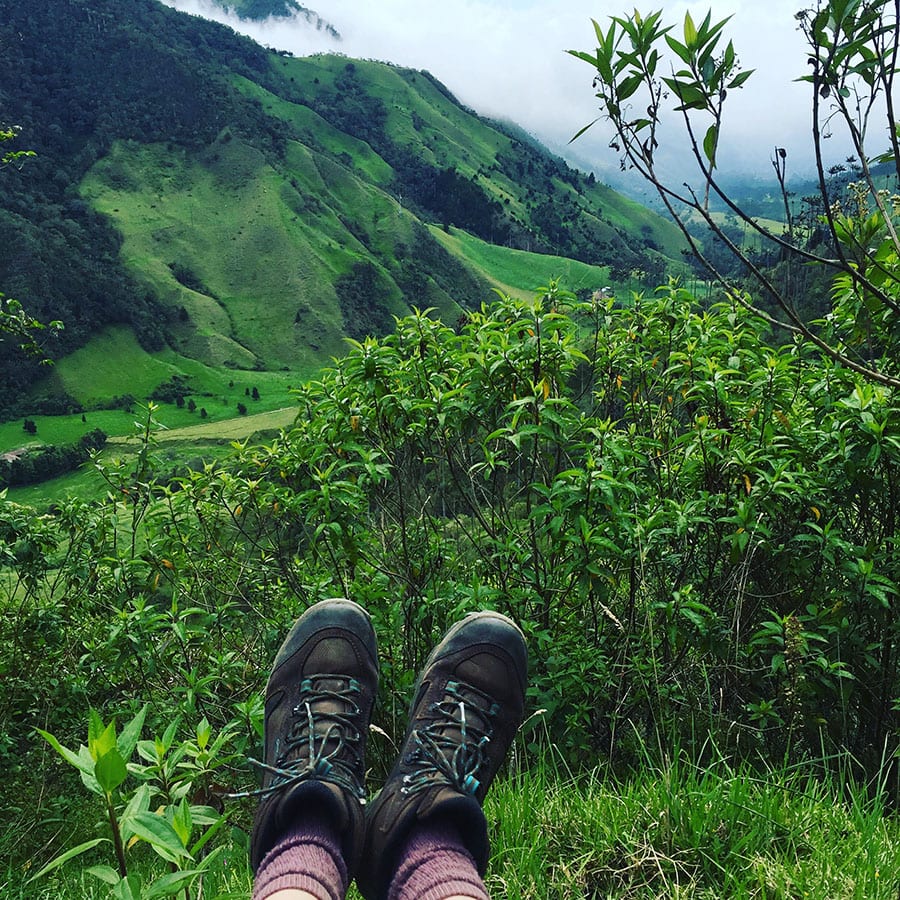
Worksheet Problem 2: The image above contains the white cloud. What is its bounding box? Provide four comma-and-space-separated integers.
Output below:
161, 0, 854, 179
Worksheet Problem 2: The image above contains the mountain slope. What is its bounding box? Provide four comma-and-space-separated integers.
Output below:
0, 0, 686, 412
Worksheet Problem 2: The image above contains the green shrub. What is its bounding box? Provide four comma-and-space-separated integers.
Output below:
4, 285, 900, 871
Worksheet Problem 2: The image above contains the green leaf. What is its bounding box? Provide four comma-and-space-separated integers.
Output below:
144, 870, 203, 899
172, 798, 192, 847
684, 10, 698, 46
662, 78, 708, 110
703, 124, 718, 166
26, 838, 109, 882
118, 705, 148, 761
90, 717, 118, 763
112, 874, 143, 900
569, 117, 602, 144
86, 865, 122, 886
120, 784, 153, 843
617, 74, 643, 101
189, 815, 229, 859
35, 729, 92, 776
88, 707, 105, 747
78, 746, 103, 796
664, 35, 692, 65
161, 717, 180, 751
130, 811, 192, 862
728, 70, 754, 89
195, 716, 211, 751
95, 747, 128, 794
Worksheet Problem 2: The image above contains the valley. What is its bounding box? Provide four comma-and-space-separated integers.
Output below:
1, 0, 688, 497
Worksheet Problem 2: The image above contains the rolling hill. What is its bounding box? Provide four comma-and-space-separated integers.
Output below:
0, 0, 687, 424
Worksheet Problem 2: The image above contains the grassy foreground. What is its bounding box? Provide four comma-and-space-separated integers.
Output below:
8, 755, 899, 899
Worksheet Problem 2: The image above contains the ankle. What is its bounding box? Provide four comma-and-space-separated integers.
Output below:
386, 814, 490, 900
252, 813, 348, 900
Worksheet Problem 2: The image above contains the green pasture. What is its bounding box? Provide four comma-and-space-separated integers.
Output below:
233, 75, 394, 186
13, 325, 303, 442
80, 138, 351, 371
3, 404, 297, 508
432, 226, 611, 298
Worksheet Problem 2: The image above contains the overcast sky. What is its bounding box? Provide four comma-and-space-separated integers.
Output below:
163, 0, 838, 181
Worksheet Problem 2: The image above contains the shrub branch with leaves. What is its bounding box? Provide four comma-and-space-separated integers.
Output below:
569, 1, 900, 386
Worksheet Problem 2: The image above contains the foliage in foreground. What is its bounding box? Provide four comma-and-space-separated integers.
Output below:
3, 285, 900, 886
10, 753, 900, 899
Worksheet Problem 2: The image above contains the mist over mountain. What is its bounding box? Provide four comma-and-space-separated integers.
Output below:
168, 0, 341, 36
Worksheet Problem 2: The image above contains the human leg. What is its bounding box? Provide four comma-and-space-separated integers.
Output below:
249, 598, 379, 900
385, 816, 489, 900
357, 610, 528, 900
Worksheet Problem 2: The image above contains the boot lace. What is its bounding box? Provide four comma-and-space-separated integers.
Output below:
231, 675, 365, 801
401, 680, 498, 798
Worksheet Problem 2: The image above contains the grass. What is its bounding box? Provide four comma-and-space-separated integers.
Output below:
684, 209, 789, 250
3, 406, 299, 508
432, 225, 611, 299
79, 137, 359, 371
232, 75, 394, 186
483, 754, 900, 898
7, 753, 899, 899
38, 326, 309, 413
75, 132, 469, 381
6, 323, 307, 451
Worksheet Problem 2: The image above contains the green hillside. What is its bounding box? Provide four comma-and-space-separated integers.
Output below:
0, 0, 687, 432
431, 226, 611, 298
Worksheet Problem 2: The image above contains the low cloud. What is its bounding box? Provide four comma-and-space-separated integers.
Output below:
162, 0, 855, 180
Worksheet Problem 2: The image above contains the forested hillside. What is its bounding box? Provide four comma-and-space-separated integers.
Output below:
218, 0, 339, 29
0, 0, 684, 417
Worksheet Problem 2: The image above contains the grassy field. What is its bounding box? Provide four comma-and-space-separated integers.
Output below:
3, 405, 299, 508
9, 324, 305, 450
684, 209, 788, 250
76, 127, 483, 381
432, 226, 611, 298
232, 75, 394, 187
79, 138, 352, 372
105, 405, 299, 444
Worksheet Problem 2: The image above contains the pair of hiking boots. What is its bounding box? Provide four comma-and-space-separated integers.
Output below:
249, 598, 528, 899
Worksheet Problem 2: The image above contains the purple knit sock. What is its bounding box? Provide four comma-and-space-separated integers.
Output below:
252, 809, 348, 900
387, 817, 490, 900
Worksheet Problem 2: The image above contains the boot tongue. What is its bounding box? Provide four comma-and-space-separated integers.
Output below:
305, 674, 357, 702
439, 680, 495, 737
419, 785, 465, 816
297, 674, 360, 757
278, 779, 349, 832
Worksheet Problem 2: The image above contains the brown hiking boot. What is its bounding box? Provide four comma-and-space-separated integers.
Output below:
357, 610, 527, 900
249, 598, 378, 878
